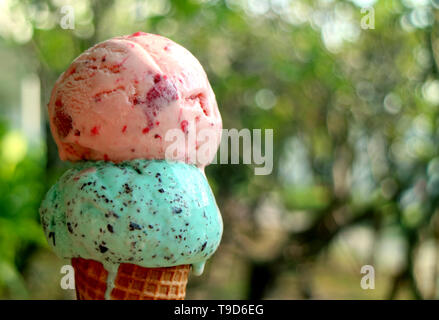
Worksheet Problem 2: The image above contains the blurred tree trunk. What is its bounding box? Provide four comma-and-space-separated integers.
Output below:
247, 261, 276, 300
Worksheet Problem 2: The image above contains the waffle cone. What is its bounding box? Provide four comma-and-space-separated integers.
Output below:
71, 257, 190, 300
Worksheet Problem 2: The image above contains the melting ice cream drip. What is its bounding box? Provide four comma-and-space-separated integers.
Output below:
103, 262, 120, 300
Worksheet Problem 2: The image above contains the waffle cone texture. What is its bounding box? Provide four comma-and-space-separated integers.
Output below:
71, 257, 190, 300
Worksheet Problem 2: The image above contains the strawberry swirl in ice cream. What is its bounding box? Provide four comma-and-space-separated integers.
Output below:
48, 32, 222, 166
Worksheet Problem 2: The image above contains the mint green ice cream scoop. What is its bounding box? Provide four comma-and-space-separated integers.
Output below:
39, 160, 223, 276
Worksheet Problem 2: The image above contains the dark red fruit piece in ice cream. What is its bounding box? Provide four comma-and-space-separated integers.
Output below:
54, 99, 72, 138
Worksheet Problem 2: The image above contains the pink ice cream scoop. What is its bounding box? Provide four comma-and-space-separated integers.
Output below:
48, 32, 222, 166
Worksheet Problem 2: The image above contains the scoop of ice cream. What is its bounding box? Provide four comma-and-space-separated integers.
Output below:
39, 160, 223, 275
48, 32, 222, 166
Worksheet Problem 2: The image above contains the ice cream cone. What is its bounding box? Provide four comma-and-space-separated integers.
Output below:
71, 257, 190, 300
39, 33, 223, 301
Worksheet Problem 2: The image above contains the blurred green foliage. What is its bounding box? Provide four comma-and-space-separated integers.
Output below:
2, 0, 439, 299
0, 122, 46, 298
